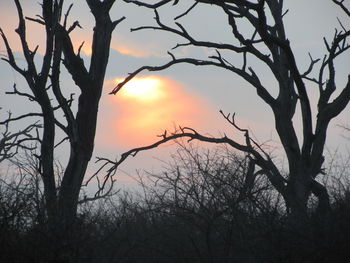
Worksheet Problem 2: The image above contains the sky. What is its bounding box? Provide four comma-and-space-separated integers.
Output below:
0, 0, 349, 190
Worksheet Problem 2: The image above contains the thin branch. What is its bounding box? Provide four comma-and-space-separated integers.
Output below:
175, 2, 198, 20
332, 0, 350, 17
25, 16, 45, 25
0, 112, 43, 125
131, 9, 249, 54
63, 3, 74, 29
111, 52, 276, 108
67, 21, 82, 34
5, 84, 37, 102
0, 116, 41, 162
301, 53, 320, 79
0, 28, 25, 75
123, 0, 173, 8
112, 16, 126, 29
98, 117, 286, 196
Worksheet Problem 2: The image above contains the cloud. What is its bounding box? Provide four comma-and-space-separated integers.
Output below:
96, 75, 217, 148
70, 33, 164, 58
111, 42, 152, 58
110, 31, 172, 58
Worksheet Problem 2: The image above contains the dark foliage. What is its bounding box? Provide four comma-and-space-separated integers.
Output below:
1, 146, 350, 263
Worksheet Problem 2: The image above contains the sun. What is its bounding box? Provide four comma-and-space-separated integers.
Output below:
100, 75, 216, 147
116, 76, 164, 102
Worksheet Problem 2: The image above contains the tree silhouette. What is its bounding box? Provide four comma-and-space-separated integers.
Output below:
0, 112, 40, 163
107, 0, 350, 219
0, 0, 124, 232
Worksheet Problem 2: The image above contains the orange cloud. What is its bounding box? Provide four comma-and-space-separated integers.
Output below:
110, 33, 168, 58
71, 37, 152, 57
111, 42, 151, 57
72, 38, 144, 57
97, 75, 216, 148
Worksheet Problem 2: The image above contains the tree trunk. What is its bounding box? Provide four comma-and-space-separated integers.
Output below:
57, 87, 101, 225
285, 176, 310, 220
53, 1, 120, 229
285, 168, 330, 222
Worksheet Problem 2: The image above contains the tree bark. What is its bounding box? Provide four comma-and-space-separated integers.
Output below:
54, 0, 123, 228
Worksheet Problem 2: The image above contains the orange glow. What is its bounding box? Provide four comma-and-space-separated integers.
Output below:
111, 42, 150, 57
115, 77, 164, 101
97, 75, 217, 148
80, 44, 92, 56
111, 35, 168, 58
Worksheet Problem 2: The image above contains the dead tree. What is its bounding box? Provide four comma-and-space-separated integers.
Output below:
0, 0, 124, 228
108, 0, 350, 218
0, 111, 40, 163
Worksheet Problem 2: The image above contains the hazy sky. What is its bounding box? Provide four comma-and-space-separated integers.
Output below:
0, 0, 349, 189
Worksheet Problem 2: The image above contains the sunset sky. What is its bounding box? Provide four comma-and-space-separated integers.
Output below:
0, 0, 349, 188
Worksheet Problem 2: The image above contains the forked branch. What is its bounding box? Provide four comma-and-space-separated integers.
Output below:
97, 111, 287, 196
0, 112, 41, 162
332, 0, 350, 17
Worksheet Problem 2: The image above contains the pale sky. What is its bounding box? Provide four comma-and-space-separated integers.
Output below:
0, 0, 349, 189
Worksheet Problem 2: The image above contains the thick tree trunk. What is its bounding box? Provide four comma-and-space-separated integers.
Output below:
41, 113, 58, 224
285, 176, 310, 219
310, 179, 331, 215
57, 88, 101, 226
58, 155, 89, 224
53, 1, 119, 229
284, 168, 330, 221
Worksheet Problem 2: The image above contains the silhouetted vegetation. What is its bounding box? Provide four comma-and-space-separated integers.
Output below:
109, 0, 350, 220
1, 145, 350, 262
1, 0, 350, 262
0, 0, 125, 235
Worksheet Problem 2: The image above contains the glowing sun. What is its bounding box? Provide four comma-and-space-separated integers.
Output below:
116, 76, 164, 101
100, 75, 215, 147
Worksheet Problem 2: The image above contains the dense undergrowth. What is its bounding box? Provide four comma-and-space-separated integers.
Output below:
1, 146, 350, 263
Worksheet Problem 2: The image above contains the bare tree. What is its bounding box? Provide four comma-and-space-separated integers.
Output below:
0, 112, 39, 163
0, 0, 125, 230
106, 0, 350, 219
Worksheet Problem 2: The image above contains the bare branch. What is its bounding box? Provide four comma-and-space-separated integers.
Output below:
5, 84, 37, 102
0, 28, 25, 75
332, 0, 350, 17
131, 9, 249, 54
123, 0, 173, 8
98, 113, 286, 196
0, 112, 43, 125
13, 0, 38, 77
0, 113, 41, 162
63, 3, 74, 29
25, 16, 45, 25
56, 25, 90, 89
112, 16, 126, 29
301, 53, 320, 79
67, 21, 82, 34
174, 2, 198, 20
